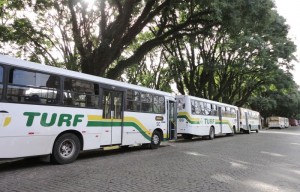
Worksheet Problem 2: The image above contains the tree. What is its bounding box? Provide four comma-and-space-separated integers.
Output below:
162, 0, 296, 106
0, 0, 218, 79
123, 47, 173, 92
249, 70, 300, 118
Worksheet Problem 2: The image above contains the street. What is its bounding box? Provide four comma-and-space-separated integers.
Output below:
1, 127, 300, 192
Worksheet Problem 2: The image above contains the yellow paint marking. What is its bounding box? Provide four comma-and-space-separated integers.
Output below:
4, 117, 11, 127
103, 146, 120, 150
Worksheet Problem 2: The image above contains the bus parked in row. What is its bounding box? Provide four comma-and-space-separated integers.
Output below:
289, 118, 298, 126
266, 116, 286, 128
176, 95, 261, 139
0, 55, 177, 164
176, 95, 238, 139
238, 107, 260, 134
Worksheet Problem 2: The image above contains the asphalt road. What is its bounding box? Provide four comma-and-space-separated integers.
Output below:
1, 126, 300, 192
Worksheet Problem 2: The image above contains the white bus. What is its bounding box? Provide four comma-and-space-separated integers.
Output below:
266, 116, 286, 128
176, 95, 238, 140
238, 107, 260, 133
0, 55, 177, 164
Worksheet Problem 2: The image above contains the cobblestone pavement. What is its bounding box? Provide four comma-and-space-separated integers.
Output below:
1, 126, 300, 192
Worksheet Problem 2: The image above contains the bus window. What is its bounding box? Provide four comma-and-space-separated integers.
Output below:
153, 95, 165, 114
211, 104, 217, 116
141, 92, 153, 113
195, 101, 201, 115
63, 78, 99, 108
126, 90, 141, 112
7, 68, 60, 104
231, 108, 236, 118
205, 103, 212, 115
191, 100, 196, 114
177, 98, 185, 110
221, 107, 226, 116
199, 102, 204, 115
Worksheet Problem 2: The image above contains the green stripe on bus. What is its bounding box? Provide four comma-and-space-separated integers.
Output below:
179, 115, 234, 132
177, 115, 200, 124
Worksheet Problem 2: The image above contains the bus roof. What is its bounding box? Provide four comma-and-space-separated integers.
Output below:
239, 107, 259, 114
176, 95, 238, 109
0, 55, 173, 97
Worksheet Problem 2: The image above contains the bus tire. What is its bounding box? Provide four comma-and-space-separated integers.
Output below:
256, 129, 259, 133
150, 130, 161, 149
209, 127, 215, 140
51, 133, 80, 164
182, 134, 193, 140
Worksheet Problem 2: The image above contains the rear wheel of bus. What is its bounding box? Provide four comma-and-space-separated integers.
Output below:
51, 133, 81, 164
150, 130, 161, 149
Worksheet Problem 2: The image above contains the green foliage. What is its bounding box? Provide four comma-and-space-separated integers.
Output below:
159, 0, 297, 109
249, 70, 300, 118
0, 0, 298, 118
124, 48, 173, 92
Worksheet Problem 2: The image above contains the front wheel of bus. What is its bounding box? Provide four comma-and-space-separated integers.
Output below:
150, 131, 161, 149
51, 133, 80, 164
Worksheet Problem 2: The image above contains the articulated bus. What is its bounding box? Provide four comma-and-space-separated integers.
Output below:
0, 55, 177, 164
238, 107, 260, 133
176, 95, 238, 139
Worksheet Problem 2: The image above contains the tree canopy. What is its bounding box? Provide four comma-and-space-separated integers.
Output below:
0, 0, 299, 118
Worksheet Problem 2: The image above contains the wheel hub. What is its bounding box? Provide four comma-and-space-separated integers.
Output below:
153, 135, 160, 144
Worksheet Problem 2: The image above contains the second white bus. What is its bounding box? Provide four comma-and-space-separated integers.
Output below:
238, 107, 260, 133
176, 95, 238, 139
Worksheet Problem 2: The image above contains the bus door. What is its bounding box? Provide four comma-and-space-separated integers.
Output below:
245, 112, 249, 130
218, 107, 223, 134
167, 100, 177, 140
103, 90, 123, 145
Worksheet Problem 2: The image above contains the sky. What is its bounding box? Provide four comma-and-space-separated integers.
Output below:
275, 0, 300, 86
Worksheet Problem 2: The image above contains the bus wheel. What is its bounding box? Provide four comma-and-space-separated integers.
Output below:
256, 129, 259, 133
51, 133, 80, 164
150, 131, 161, 149
182, 134, 193, 140
209, 127, 215, 140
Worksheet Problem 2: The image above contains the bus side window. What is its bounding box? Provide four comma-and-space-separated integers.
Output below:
141, 92, 153, 113
63, 78, 99, 108
153, 95, 164, 114
205, 103, 212, 115
210, 104, 216, 116
7, 68, 60, 104
126, 90, 141, 112
191, 100, 195, 114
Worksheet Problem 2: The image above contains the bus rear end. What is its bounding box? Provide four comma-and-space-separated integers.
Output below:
176, 96, 190, 137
